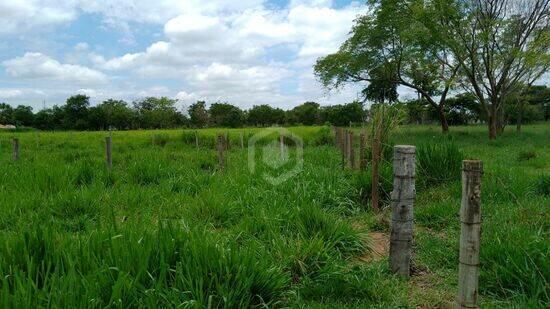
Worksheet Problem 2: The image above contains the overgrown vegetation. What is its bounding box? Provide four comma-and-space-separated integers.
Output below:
0, 124, 548, 307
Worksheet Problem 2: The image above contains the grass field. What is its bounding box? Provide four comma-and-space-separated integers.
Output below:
0, 124, 548, 307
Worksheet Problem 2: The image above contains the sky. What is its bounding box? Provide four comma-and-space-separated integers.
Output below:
0, 0, 394, 111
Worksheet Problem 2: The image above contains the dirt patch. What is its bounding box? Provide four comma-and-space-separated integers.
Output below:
358, 231, 389, 262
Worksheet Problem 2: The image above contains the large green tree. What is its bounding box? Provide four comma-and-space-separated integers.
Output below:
315, 0, 460, 133
188, 101, 209, 128
431, 0, 549, 139
209, 103, 244, 128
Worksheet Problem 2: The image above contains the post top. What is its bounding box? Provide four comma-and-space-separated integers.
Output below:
394, 145, 416, 153
462, 160, 483, 172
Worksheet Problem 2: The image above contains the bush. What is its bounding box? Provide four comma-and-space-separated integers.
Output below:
417, 142, 463, 187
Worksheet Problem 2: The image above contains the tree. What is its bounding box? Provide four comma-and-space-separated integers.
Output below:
247, 105, 285, 126
133, 97, 181, 129
209, 103, 244, 127
12, 105, 34, 127
65, 94, 90, 130
315, 0, 460, 133
320, 101, 366, 126
0, 103, 14, 124
188, 101, 209, 128
432, 0, 549, 139
289, 102, 320, 125
98, 99, 134, 130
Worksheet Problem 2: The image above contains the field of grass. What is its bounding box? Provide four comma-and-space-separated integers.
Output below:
0, 124, 548, 307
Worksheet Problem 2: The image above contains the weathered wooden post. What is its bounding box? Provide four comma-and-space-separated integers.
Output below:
342, 129, 348, 169
240, 132, 244, 149
348, 131, 355, 169
359, 132, 367, 170
195, 131, 199, 149
457, 160, 483, 309
279, 133, 285, 160
338, 127, 344, 153
389, 145, 416, 277
105, 136, 112, 169
217, 134, 225, 169
371, 132, 381, 211
224, 133, 230, 150
12, 138, 19, 161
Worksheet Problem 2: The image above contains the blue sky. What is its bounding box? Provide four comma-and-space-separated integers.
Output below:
0, 0, 383, 111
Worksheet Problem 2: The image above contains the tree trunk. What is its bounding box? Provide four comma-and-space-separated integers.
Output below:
439, 105, 449, 134
516, 101, 523, 133
488, 104, 498, 140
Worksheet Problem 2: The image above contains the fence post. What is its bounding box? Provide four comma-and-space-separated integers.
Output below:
195, 131, 199, 149
359, 132, 367, 170
217, 134, 225, 169
105, 136, 112, 169
12, 138, 19, 161
240, 132, 244, 149
457, 160, 483, 308
389, 145, 416, 277
338, 127, 344, 153
224, 133, 230, 150
280, 133, 285, 160
348, 131, 355, 169
342, 129, 348, 169
371, 131, 381, 211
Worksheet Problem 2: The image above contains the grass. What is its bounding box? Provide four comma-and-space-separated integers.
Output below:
0, 124, 548, 307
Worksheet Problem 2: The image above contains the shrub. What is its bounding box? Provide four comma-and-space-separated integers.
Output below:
417, 142, 463, 187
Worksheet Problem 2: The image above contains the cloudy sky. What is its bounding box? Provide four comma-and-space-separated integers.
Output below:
0, 0, 382, 111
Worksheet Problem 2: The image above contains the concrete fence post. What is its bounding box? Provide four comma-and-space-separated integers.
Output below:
389, 145, 416, 277
457, 160, 483, 309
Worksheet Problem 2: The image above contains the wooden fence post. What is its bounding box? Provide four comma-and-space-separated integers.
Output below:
359, 132, 367, 170
280, 133, 285, 160
371, 132, 381, 211
105, 136, 112, 169
195, 131, 199, 149
348, 131, 355, 169
217, 134, 225, 169
389, 145, 416, 277
457, 160, 483, 308
338, 128, 344, 154
224, 133, 230, 150
342, 129, 348, 169
240, 132, 244, 149
12, 138, 19, 161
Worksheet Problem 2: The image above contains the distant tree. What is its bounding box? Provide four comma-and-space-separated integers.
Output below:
209, 102, 245, 127
34, 108, 55, 130
0, 103, 14, 124
188, 101, 209, 128
320, 101, 365, 126
289, 102, 320, 125
12, 105, 34, 127
133, 97, 180, 129
432, 0, 549, 139
65, 94, 90, 130
247, 105, 285, 126
99, 99, 134, 130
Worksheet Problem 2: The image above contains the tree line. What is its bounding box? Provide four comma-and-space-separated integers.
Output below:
314, 0, 549, 139
0, 95, 366, 130
1, 84, 547, 131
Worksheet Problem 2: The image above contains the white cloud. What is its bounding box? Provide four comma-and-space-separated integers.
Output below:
3, 52, 108, 85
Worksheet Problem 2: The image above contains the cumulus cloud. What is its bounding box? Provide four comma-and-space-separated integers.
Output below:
1, 0, 367, 108
3, 53, 107, 85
